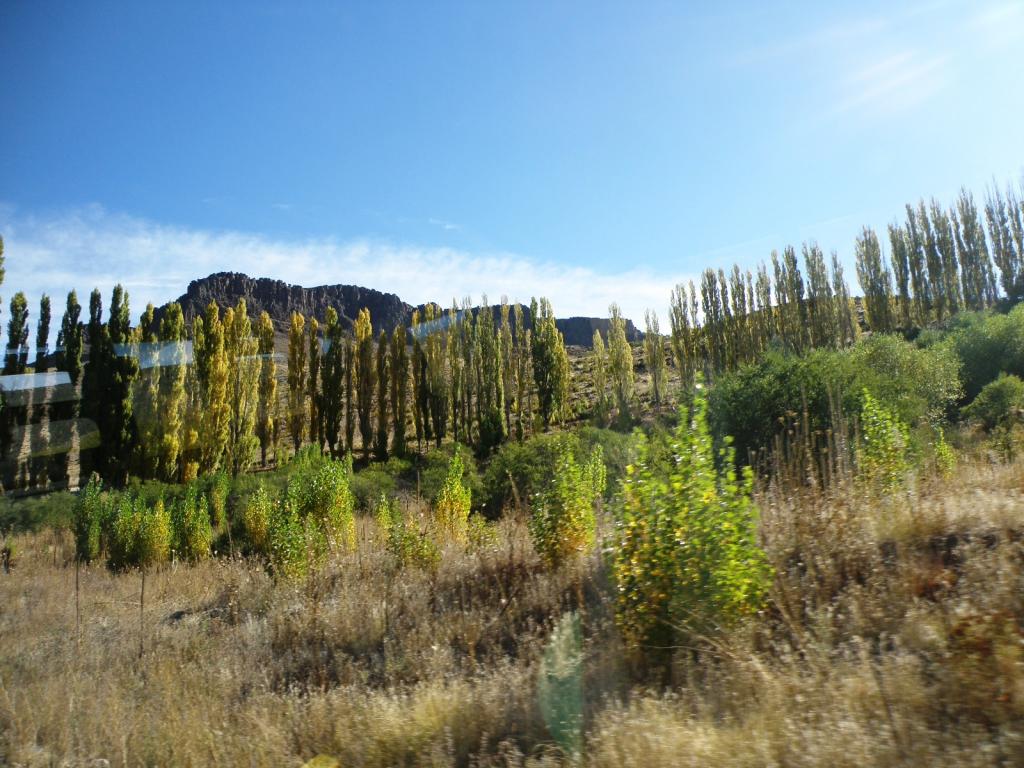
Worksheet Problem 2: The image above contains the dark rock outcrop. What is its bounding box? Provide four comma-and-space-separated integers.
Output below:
158, 272, 640, 348
159, 272, 412, 335
556, 316, 642, 348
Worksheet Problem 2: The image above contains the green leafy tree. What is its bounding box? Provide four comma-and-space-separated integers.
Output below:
157, 303, 187, 480
389, 324, 408, 457
434, 453, 472, 543
103, 285, 139, 485
74, 474, 105, 563
858, 389, 911, 492
4, 291, 29, 374
614, 382, 771, 658
35, 294, 51, 368
607, 303, 634, 425
224, 300, 260, 475
855, 227, 895, 333
255, 311, 278, 466
591, 329, 609, 426
55, 291, 84, 485
375, 329, 389, 461
529, 439, 605, 567
307, 317, 321, 450
194, 302, 230, 475
355, 308, 375, 458
286, 312, 307, 452
963, 373, 1024, 432
643, 310, 666, 406
320, 308, 345, 456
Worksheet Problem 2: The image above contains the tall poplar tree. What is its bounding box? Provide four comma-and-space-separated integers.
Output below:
4, 292, 29, 374
530, 297, 569, 430
104, 285, 138, 484
669, 282, 696, 389
354, 308, 375, 458
855, 227, 895, 333
157, 303, 187, 480
224, 300, 260, 475
607, 302, 634, 425
389, 324, 408, 457
35, 294, 51, 369
643, 310, 666, 406
287, 312, 307, 452
55, 291, 83, 487
319, 308, 344, 456
255, 311, 277, 466
375, 329, 389, 461
888, 224, 912, 329
513, 302, 532, 441
307, 317, 321, 450
195, 301, 230, 475
591, 329, 609, 426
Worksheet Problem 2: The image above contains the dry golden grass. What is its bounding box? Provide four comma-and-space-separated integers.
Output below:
2, 456, 1024, 766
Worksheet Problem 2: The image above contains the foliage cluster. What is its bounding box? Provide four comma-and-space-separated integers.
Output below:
613, 385, 772, 657
528, 439, 605, 566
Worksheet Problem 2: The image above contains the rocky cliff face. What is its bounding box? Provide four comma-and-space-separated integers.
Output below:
161, 272, 412, 334
556, 316, 642, 348
159, 272, 640, 348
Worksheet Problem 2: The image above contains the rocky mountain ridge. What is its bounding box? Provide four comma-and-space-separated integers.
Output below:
159, 272, 642, 347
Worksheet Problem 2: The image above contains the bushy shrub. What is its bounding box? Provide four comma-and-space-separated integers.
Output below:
173, 488, 212, 561
206, 472, 231, 530
242, 483, 273, 555
528, 439, 605, 567
73, 475, 105, 563
933, 427, 957, 478
268, 498, 312, 580
290, 456, 356, 551
350, 465, 398, 511
614, 383, 771, 656
710, 335, 962, 460
941, 305, 1024, 403
434, 454, 472, 543
858, 389, 911, 491
376, 494, 440, 570
108, 494, 171, 571
962, 373, 1024, 431
420, 443, 481, 505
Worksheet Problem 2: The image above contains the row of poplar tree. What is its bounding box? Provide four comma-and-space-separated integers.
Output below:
1, 245, 576, 487
659, 181, 1024, 387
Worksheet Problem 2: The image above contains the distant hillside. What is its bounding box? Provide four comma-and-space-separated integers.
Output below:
158, 272, 641, 348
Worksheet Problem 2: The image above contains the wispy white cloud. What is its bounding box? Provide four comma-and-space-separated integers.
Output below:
0, 204, 692, 344
427, 217, 460, 232
834, 49, 949, 115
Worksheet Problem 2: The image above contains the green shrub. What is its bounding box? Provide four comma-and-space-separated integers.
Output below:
351, 466, 398, 511
73, 475, 105, 563
242, 483, 273, 555
962, 373, 1024, 431
434, 454, 472, 544
858, 389, 911, 491
376, 494, 440, 570
206, 472, 231, 530
268, 497, 313, 580
941, 305, 1024, 403
710, 335, 963, 460
173, 489, 212, 561
419, 443, 481, 505
933, 427, 957, 478
528, 439, 605, 567
289, 455, 356, 551
614, 383, 771, 656
108, 495, 171, 571
0, 491, 76, 534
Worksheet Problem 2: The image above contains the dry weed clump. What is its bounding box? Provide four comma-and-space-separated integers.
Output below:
1, 454, 1024, 766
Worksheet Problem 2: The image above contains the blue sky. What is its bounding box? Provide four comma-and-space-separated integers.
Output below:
1, 0, 1022, 340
